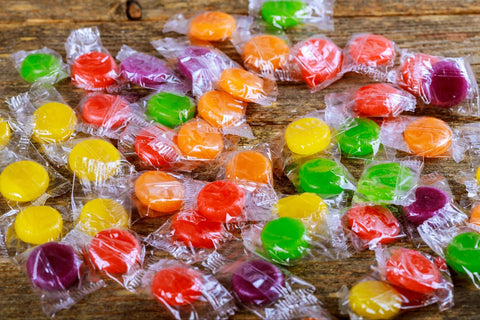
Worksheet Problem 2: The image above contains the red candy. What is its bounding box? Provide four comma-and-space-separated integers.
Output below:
349, 34, 395, 66
347, 205, 400, 244
197, 180, 245, 222
134, 125, 181, 168
82, 94, 131, 128
400, 53, 438, 96
354, 83, 404, 117
71, 52, 118, 89
152, 266, 202, 306
172, 211, 224, 248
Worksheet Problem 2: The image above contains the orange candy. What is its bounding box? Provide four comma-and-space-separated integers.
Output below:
225, 151, 273, 185
189, 11, 236, 42
404, 117, 452, 157
243, 35, 290, 72
134, 171, 184, 216
218, 68, 265, 103
470, 204, 480, 226
400, 53, 438, 95
177, 118, 224, 160
349, 34, 395, 66
197, 91, 246, 128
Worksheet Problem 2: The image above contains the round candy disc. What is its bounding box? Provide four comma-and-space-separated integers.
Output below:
261, 0, 307, 28
225, 150, 273, 185
347, 205, 399, 244
354, 83, 405, 117
243, 35, 290, 72
357, 162, 415, 203
120, 53, 171, 87
20, 53, 61, 83
81, 94, 130, 128
261, 217, 309, 263
285, 117, 331, 156
337, 118, 380, 157
189, 11, 236, 41
68, 139, 121, 182
400, 53, 438, 95
446, 231, 480, 275
146, 92, 195, 128
231, 259, 285, 306
177, 46, 214, 81
134, 171, 184, 215
197, 180, 245, 222
218, 68, 265, 103
0, 160, 49, 202
77, 198, 129, 236
134, 125, 181, 168
71, 52, 118, 89
386, 248, 441, 294
26, 242, 81, 291
172, 211, 224, 248
470, 204, 480, 226
276, 193, 328, 225
152, 266, 202, 306
404, 117, 452, 157
348, 34, 395, 66
295, 38, 343, 88
298, 158, 348, 198
88, 229, 141, 274
33, 102, 77, 143
422, 60, 469, 108
177, 118, 224, 160
403, 186, 450, 225
15, 206, 63, 245
197, 90, 246, 128
0, 117, 11, 150
349, 280, 401, 320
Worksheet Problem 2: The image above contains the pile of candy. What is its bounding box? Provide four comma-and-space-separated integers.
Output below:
2, 1, 480, 319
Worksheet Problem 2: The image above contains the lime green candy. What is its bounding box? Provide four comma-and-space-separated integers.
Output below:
261, 217, 309, 264
298, 158, 349, 198
357, 162, 415, 204
338, 118, 381, 157
20, 53, 62, 83
261, 0, 307, 28
446, 232, 480, 276
147, 92, 196, 128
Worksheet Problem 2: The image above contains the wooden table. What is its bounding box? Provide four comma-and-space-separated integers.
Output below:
1, 0, 480, 319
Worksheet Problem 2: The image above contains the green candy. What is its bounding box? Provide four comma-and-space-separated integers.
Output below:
147, 92, 195, 128
356, 162, 415, 204
261, 0, 307, 28
298, 158, 348, 198
261, 217, 309, 263
337, 118, 381, 157
446, 232, 480, 275
20, 53, 61, 83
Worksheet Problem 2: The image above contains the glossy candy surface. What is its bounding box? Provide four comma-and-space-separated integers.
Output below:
20, 53, 61, 82
261, 0, 307, 28
400, 53, 438, 95
298, 158, 348, 197
177, 118, 224, 160
349, 280, 402, 319
354, 83, 405, 117
337, 118, 380, 156
348, 34, 395, 66
446, 232, 480, 275
33, 102, 77, 143
120, 53, 171, 87
197, 90, 246, 128
218, 68, 265, 103
71, 52, 117, 89
152, 266, 202, 306
403, 186, 450, 225
225, 150, 273, 185
243, 35, 290, 72
276, 193, 328, 225
15, 206, 63, 245
82, 94, 130, 128
0, 160, 49, 202
172, 211, 224, 248
0, 117, 11, 150
285, 117, 331, 156
347, 205, 399, 244
134, 125, 180, 168
404, 117, 452, 157
197, 180, 245, 222
146, 92, 195, 128
77, 198, 129, 236
189, 11, 236, 41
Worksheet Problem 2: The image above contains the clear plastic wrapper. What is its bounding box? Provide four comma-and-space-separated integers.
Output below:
291, 34, 343, 91
455, 122, 480, 200
141, 258, 237, 320
390, 50, 480, 115
324, 83, 416, 123
354, 157, 423, 206
116, 45, 184, 89
342, 33, 397, 81
248, 0, 335, 31
15, 241, 105, 317
65, 26, 121, 91
380, 115, 465, 162
6, 85, 78, 145
0, 111, 12, 153
10, 47, 70, 85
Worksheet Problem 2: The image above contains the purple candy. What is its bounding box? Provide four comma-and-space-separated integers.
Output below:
26, 242, 82, 291
404, 186, 450, 225
177, 47, 212, 81
422, 60, 469, 108
231, 259, 285, 306
120, 53, 172, 87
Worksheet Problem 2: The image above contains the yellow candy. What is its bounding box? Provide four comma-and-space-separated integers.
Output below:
0, 117, 11, 150
0, 160, 49, 202
77, 198, 129, 236
33, 102, 77, 143
349, 280, 402, 320
476, 166, 480, 185
68, 139, 121, 182
14, 206, 63, 244
285, 117, 331, 155
276, 193, 328, 225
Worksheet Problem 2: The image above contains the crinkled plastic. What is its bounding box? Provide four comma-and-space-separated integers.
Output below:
342, 33, 397, 81
65, 27, 121, 91
141, 258, 237, 320
249, 0, 335, 31
380, 116, 465, 162
10, 47, 70, 85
